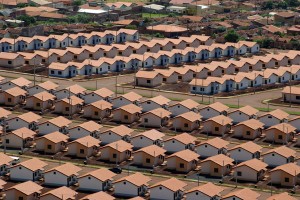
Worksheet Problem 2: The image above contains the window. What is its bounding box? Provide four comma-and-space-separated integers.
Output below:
237, 171, 242, 176
80, 149, 84, 154
272, 153, 275, 156
58, 71, 62, 75
53, 171, 56, 174
88, 176, 91, 180
5, 139, 9, 144
7, 98, 11, 102
184, 123, 188, 128
65, 107, 70, 111
268, 115, 272, 119
246, 131, 251, 135
36, 103, 41, 107
47, 145, 52, 149
51, 70, 54, 74
147, 80, 151, 84
8, 61, 12, 64
113, 154, 117, 158
94, 111, 99, 116
214, 168, 218, 173
278, 135, 283, 140
285, 177, 289, 182
18, 197, 23, 200
123, 181, 126, 184
215, 127, 219, 131
192, 86, 196, 90
296, 96, 300, 100
144, 118, 148, 123
124, 115, 129, 120
172, 140, 175, 143
179, 163, 184, 168
146, 158, 150, 163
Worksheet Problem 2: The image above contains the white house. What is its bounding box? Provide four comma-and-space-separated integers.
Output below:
84, 88, 114, 104
228, 141, 262, 163
111, 92, 142, 108
163, 133, 196, 153
38, 116, 71, 135
196, 137, 229, 158
168, 99, 199, 117
68, 121, 103, 140
228, 105, 259, 124
100, 125, 134, 145
131, 129, 165, 149
6, 112, 41, 131
199, 102, 229, 120
258, 109, 289, 128
140, 95, 170, 112
262, 146, 296, 168
185, 182, 224, 200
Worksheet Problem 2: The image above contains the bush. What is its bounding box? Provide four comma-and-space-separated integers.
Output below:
224, 30, 239, 42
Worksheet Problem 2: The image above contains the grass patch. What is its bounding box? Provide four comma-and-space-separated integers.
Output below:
142, 13, 169, 18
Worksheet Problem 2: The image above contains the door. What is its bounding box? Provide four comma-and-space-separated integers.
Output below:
202, 54, 204, 60
69, 71, 71, 77
215, 52, 217, 57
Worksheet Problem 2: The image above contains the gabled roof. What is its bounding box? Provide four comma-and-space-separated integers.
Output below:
0, 153, 13, 166
282, 86, 300, 95
133, 129, 165, 141
80, 191, 115, 200
40, 116, 71, 127
102, 140, 133, 152
102, 125, 134, 137
164, 133, 196, 145
235, 159, 267, 172
234, 119, 264, 130
6, 181, 43, 196
86, 100, 112, 110
143, 95, 170, 106
117, 92, 142, 102
197, 137, 229, 149
65, 84, 86, 95
201, 154, 233, 166
174, 111, 201, 122
69, 136, 100, 147
114, 172, 151, 187
150, 178, 187, 192
142, 108, 171, 118
259, 109, 289, 120
136, 71, 161, 79
15, 158, 47, 172
229, 105, 258, 116
204, 115, 233, 125
134, 145, 166, 157
31, 91, 55, 101
3, 86, 27, 97
13, 112, 41, 123
70, 121, 103, 133
200, 102, 229, 113
79, 168, 116, 182
9, 77, 31, 87
36, 131, 69, 144
266, 123, 296, 133
167, 149, 199, 162
90, 87, 114, 98
0, 107, 11, 118
36, 81, 58, 91
229, 141, 262, 154
114, 104, 142, 114
270, 163, 300, 176
266, 192, 297, 200
186, 182, 224, 197
59, 96, 84, 105
11, 127, 36, 139
46, 163, 81, 176
170, 99, 199, 110
263, 146, 296, 158
222, 188, 260, 200
41, 186, 77, 199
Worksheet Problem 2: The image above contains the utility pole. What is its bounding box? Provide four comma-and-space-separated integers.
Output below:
3, 118, 6, 154
33, 57, 36, 86
115, 74, 118, 97
289, 67, 292, 107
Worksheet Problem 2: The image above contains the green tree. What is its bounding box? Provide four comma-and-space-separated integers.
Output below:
68, 14, 91, 24
125, 25, 137, 30
73, 0, 83, 6
16, 15, 36, 26
261, 1, 274, 10
224, 30, 239, 42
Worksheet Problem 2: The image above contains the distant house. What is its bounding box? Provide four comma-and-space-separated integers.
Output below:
48, 62, 77, 78
40, 186, 77, 200
0, 87, 27, 106
111, 92, 142, 108
195, 137, 229, 158
282, 86, 300, 104
168, 99, 199, 117
140, 95, 170, 112
269, 163, 300, 187
55, 84, 86, 100
27, 81, 58, 96
200, 154, 233, 177
112, 104, 142, 124
265, 123, 296, 144
80, 191, 115, 200
262, 146, 296, 168
133, 145, 166, 167
202, 115, 232, 136
0, 77, 31, 91
25, 91, 55, 111
0, 153, 13, 176
83, 100, 112, 121
222, 188, 260, 200
84, 88, 114, 104
228, 105, 259, 124
131, 129, 165, 149
163, 133, 196, 153
35, 131, 69, 154
6, 112, 41, 131
166, 149, 199, 173
3, 127, 36, 149
54, 96, 83, 115
140, 108, 171, 128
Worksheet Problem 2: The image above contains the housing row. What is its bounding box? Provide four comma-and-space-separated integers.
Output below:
0, 156, 295, 200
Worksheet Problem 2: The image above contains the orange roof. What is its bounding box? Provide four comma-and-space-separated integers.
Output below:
36, 131, 69, 144
136, 71, 161, 79
164, 133, 196, 145
266, 192, 297, 200
186, 182, 224, 197
31, 91, 55, 101
270, 163, 300, 176
235, 159, 267, 172
134, 145, 166, 157
263, 146, 296, 158
147, 24, 188, 33
114, 172, 151, 186
6, 181, 43, 196
41, 186, 77, 199
234, 119, 264, 130
71, 121, 103, 133
0, 108, 11, 118
150, 178, 187, 192
222, 188, 260, 200
80, 191, 115, 200
79, 168, 116, 182
37, 81, 58, 90
16, 158, 47, 172
102, 125, 134, 137
259, 109, 289, 120
48, 62, 70, 70
266, 123, 296, 133
115, 104, 142, 114
201, 102, 229, 113
113, 19, 134, 25
0, 153, 13, 166
92, 88, 114, 98
40, 116, 71, 127
142, 108, 171, 118
103, 140, 133, 152
230, 105, 258, 116
282, 86, 300, 95
11, 77, 31, 87
65, 84, 86, 95
60, 96, 84, 105
204, 115, 233, 125
167, 149, 199, 162
16, 112, 41, 123
174, 111, 201, 122
11, 127, 36, 139
198, 137, 229, 149
119, 92, 142, 102
46, 163, 81, 176
3, 86, 27, 97
145, 95, 170, 106
69, 136, 100, 147
201, 154, 233, 166
87, 100, 112, 110
229, 141, 262, 154
170, 99, 199, 110
133, 129, 165, 141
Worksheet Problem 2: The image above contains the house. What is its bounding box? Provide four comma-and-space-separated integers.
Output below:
0, 153, 13, 176
133, 145, 166, 167
112, 104, 142, 124
35, 131, 69, 154
68, 121, 103, 140
140, 108, 171, 128
200, 154, 234, 177
25, 91, 55, 111
10, 158, 47, 181
48, 62, 77, 78
67, 136, 100, 158
266, 192, 298, 200
6, 112, 41, 131
228, 141, 262, 163
78, 168, 116, 192
202, 115, 233, 136
140, 95, 170, 112
80, 191, 115, 200
170, 67, 194, 82
238, 41, 260, 54
54, 96, 83, 115
40, 186, 77, 200
0, 107, 11, 123
155, 69, 180, 83
0, 52, 25, 68
27, 81, 58, 96
274, 11, 296, 25
55, 84, 86, 100
131, 129, 165, 149
199, 102, 229, 120
269, 163, 300, 187
262, 146, 296, 168
0, 77, 31, 91
233, 159, 268, 182
222, 188, 260, 200
228, 105, 259, 124
265, 123, 296, 144
185, 182, 224, 200
99, 140, 133, 163
195, 137, 229, 158
168, 99, 199, 117
232, 119, 264, 140
166, 149, 199, 173
163, 133, 196, 153
0, 86, 27, 106
100, 125, 133, 145
282, 86, 300, 104
44, 163, 82, 186
258, 109, 289, 128
149, 178, 187, 200
3, 127, 36, 149
114, 173, 151, 198
135, 71, 163, 87
84, 88, 114, 104
38, 116, 71, 135
289, 116, 300, 132
172, 111, 201, 132
112, 92, 142, 108
5, 181, 43, 200
83, 100, 112, 121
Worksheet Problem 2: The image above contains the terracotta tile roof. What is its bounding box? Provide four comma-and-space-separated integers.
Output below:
92, 88, 114, 98
87, 100, 113, 110
198, 137, 229, 149
102, 125, 134, 137
263, 25, 285, 34
10, 77, 31, 87
3, 87, 26, 97
229, 141, 262, 154
128, 197, 144, 200
135, 144, 166, 157
6, 181, 43, 196
150, 178, 187, 192
16, 158, 47, 172
142, 108, 171, 118
41, 116, 71, 127
222, 188, 260, 200
71, 121, 103, 133
164, 133, 196, 145
205, 115, 232, 125
263, 146, 296, 158
259, 109, 289, 120
144, 95, 170, 106
31, 91, 55, 101
0, 153, 13, 166
174, 111, 201, 122
36, 131, 69, 144
230, 105, 258, 116
235, 159, 267, 172
66, 84, 86, 95
115, 103, 142, 114
133, 129, 165, 141
46, 163, 81, 177
270, 163, 300, 176
201, 154, 233, 166
69, 136, 100, 147
201, 102, 229, 113
282, 86, 300, 95
118, 92, 142, 102
60, 96, 84, 105
80, 191, 115, 200
79, 168, 116, 182
103, 140, 133, 152
37, 81, 58, 91
48, 62, 70, 70
186, 182, 224, 197
172, 99, 199, 110
119, 28, 138, 35
189, 78, 216, 87
11, 127, 36, 139
113, 19, 134, 25
147, 24, 188, 33
167, 149, 199, 162
0, 107, 10, 118
266, 192, 297, 200
266, 123, 296, 133
114, 172, 151, 186
41, 186, 77, 199
234, 119, 264, 130
0, 52, 23, 60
